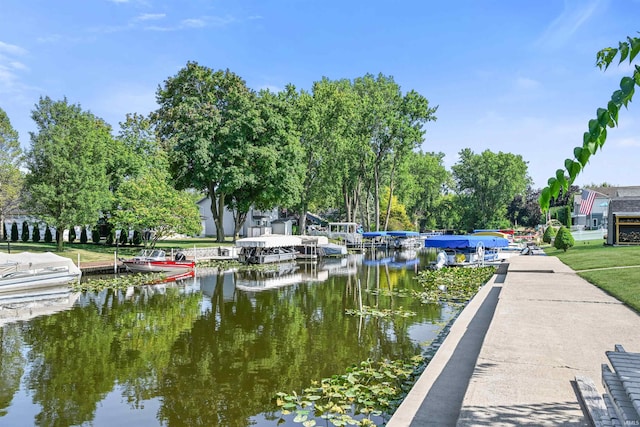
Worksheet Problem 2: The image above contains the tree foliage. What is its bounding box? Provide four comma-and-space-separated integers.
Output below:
452, 149, 531, 231
554, 226, 575, 251
0, 107, 23, 241
540, 34, 640, 211
155, 62, 263, 242
24, 97, 112, 251
542, 225, 557, 244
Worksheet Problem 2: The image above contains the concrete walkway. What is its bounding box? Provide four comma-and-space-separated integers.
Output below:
387, 255, 640, 426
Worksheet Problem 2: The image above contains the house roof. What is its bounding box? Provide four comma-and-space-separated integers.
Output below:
586, 186, 640, 199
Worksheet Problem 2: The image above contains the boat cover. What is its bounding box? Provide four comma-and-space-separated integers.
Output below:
235, 235, 303, 248
424, 235, 509, 249
386, 231, 420, 237
362, 231, 388, 238
0, 252, 81, 274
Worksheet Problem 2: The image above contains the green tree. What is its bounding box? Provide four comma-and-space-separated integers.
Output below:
80, 226, 87, 244
554, 226, 575, 251
68, 227, 76, 243
24, 97, 112, 251
111, 171, 201, 248
32, 224, 41, 243
44, 225, 52, 243
542, 225, 557, 244
506, 188, 544, 228
155, 62, 260, 242
10, 222, 18, 242
540, 34, 640, 211
452, 149, 531, 231
21, 221, 29, 242
395, 150, 450, 229
352, 74, 437, 231
0, 108, 23, 241
91, 226, 101, 244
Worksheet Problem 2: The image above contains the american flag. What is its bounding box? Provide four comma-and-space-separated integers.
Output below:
579, 189, 597, 215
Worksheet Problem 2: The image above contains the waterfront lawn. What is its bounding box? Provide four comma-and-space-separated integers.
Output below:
546, 240, 640, 312
0, 238, 232, 263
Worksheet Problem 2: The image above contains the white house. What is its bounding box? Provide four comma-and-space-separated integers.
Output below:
196, 197, 280, 238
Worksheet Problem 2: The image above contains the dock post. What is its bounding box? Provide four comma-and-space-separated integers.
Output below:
114, 252, 117, 274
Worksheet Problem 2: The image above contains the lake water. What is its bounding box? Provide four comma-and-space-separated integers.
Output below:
0, 249, 461, 427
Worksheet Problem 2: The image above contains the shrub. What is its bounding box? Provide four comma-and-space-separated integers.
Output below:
10, 222, 18, 242
105, 230, 114, 246
32, 225, 41, 243
119, 229, 128, 245
80, 227, 88, 244
2, 222, 7, 240
542, 226, 557, 244
69, 227, 76, 243
554, 226, 575, 252
21, 221, 29, 242
92, 226, 101, 244
44, 226, 53, 243
132, 230, 142, 246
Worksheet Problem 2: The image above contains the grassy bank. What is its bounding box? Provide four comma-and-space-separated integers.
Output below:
0, 238, 233, 263
545, 240, 640, 312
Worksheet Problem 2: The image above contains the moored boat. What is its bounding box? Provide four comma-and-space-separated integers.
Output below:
120, 249, 195, 273
0, 252, 82, 294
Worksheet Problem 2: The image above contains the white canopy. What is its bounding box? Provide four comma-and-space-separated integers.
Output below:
0, 252, 81, 274
235, 235, 302, 248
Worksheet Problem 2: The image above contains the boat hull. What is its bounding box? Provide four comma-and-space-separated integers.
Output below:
121, 260, 195, 274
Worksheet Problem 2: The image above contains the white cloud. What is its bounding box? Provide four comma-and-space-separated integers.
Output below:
181, 18, 207, 28
136, 13, 165, 22
0, 41, 28, 56
535, 0, 603, 49
515, 77, 541, 90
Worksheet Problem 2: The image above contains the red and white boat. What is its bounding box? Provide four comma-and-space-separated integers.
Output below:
120, 249, 195, 274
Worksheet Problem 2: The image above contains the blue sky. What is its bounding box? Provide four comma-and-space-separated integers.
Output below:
1, 0, 639, 189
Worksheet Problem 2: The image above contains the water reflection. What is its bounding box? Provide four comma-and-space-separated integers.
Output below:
0, 249, 454, 427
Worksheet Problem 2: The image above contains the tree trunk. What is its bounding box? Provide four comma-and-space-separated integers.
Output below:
56, 226, 64, 252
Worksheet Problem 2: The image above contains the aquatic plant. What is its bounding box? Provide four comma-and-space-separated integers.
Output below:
275, 356, 425, 427
345, 306, 416, 318
413, 266, 496, 303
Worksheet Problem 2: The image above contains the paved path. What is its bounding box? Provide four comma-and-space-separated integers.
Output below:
387, 255, 640, 426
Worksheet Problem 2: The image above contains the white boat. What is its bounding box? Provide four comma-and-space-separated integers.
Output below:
236, 235, 302, 264
120, 249, 195, 273
424, 235, 510, 268
0, 252, 82, 293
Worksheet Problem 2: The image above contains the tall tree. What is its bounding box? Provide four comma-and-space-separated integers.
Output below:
226, 87, 304, 239
154, 62, 260, 242
452, 148, 531, 231
395, 150, 450, 230
24, 97, 112, 251
352, 74, 436, 231
0, 107, 23, 241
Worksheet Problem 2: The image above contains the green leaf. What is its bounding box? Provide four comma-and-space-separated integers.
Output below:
596, 108, 610, 127
607, 101, 619, 126
620, 76, 635, 96
611, 89, 624, 105
564, 158, 575, 171
596, 127, 607, 149
629, 36, 640, 62
303, 420, 317, 427
567, 160, 582, 182
539, 188, 550, 212
619, 41, 630, 63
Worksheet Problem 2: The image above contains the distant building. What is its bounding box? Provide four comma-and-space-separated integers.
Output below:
574, 186, 640, 245
196, 197, 279, 238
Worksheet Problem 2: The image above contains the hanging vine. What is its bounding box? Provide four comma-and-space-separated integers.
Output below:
539, 34, 640, 212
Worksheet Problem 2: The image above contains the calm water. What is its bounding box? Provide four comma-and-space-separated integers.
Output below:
0, 249, 460, 427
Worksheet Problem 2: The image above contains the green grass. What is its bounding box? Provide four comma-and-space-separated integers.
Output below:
545, 240, 640, 312
0, 238, 233, 263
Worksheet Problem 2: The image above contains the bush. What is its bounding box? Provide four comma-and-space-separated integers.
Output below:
2, 222, 6, 241
132, 230, 142, 246
105, 230, 114, 246
542, 226, 557, 244
10, 222, 18, 242
21, 221, 29, 242
92, 226, 101, 244
80, 227, 88, 244
44, 226, 53, 243
554, 226, 575, 252
32, 225, 41, 243
69, 227, 76, 243
119, 229, 128, 245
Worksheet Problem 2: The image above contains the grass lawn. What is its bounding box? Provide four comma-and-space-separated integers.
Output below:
0, 238, 233, 263
545, 239, 640, 312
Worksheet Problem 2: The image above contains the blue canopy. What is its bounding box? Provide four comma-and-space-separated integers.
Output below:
362, 231, 388, 238
386, 231, 420, 237
424, 235, 509, 249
